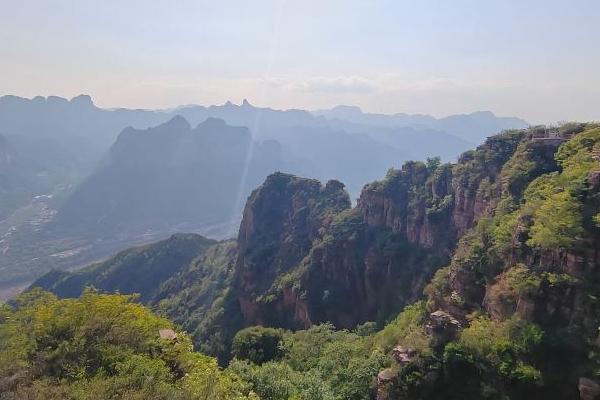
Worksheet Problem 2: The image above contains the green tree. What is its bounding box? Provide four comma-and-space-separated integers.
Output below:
426, 156, 442, 173
527, 190, 583, 249
232, 326, 285, 365
0, 288, 255, 400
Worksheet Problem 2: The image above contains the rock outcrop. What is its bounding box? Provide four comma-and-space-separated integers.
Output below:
235, 172, 351, 328
409, 124, 600, 399
391, 346, 418, 365
358, 161, 454, 248
579, 377, 600, 400
233, 131, 534, 330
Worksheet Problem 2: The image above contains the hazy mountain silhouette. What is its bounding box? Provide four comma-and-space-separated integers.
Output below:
0, 94, 488, 208
0, 134, 8, 165
51, 116, 284, 238
0, 95, 170, 220
0, 94, 167, 148
314, 105, 529, 144
166, 100, 478, 195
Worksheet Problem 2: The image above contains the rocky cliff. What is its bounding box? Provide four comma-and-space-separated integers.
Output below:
231, 125, 600, 400
235, 172, 351, 328
34, 126, 549, 350
377, 123, 600, 399
233, 130, 530, 330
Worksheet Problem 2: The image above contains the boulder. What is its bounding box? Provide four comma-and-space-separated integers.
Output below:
158, 328, 178, 340
392, 346, 417, 365
579, 377, 600, 400
377, 368, 396, 385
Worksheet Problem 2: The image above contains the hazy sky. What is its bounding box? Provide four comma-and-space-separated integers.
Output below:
1, 0, 599, 124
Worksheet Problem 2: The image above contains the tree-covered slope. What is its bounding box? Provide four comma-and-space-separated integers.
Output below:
31, 233, 241, 363
374, 123, 600, 399
32, 233, 217, 301
31, 123, 600, 399
0, 289, 256, 399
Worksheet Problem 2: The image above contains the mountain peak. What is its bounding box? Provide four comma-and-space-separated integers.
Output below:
70, 94, 94, 107
159, 114, 191, 131
198, 117, 228, 129
47, 95, 69, 106
469, 110, 496, 118
332, 105, 363, 113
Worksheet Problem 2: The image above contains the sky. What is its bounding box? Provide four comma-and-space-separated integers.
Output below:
0, 0, 599, 124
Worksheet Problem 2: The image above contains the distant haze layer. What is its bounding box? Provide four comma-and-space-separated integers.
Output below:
1, 1, 599, 123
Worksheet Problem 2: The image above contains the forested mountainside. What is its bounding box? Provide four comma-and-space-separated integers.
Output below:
33, 234, 218, 302
31, 122, 600, 399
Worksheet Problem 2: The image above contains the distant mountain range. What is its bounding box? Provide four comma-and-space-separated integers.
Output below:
314, 105, 528, 144
0, 94, 529, 294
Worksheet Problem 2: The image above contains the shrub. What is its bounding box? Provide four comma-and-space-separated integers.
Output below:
232, 326, 285, 365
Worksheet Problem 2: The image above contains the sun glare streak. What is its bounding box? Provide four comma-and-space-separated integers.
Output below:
230, 0, 287, 231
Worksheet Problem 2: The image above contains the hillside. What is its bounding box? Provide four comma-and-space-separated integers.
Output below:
34, 233, 217, 301
32, 122, 600, 398
31, 233, 239, 360
0, 289, 256, 399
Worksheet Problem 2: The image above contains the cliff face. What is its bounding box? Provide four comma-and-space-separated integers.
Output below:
235, 172, 351, 327
450, 130, 526, 235
358, 161, 452, 247
234, 133, 524, 330
299, 162, 457, 328
382, 123, 600, 400
233, 130, 536, 331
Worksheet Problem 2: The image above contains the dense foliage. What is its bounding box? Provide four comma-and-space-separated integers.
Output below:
229, 323, 385, 400
0, 289, 255, 400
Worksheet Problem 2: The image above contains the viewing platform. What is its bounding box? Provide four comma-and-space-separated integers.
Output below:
531, 129, 565, 146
